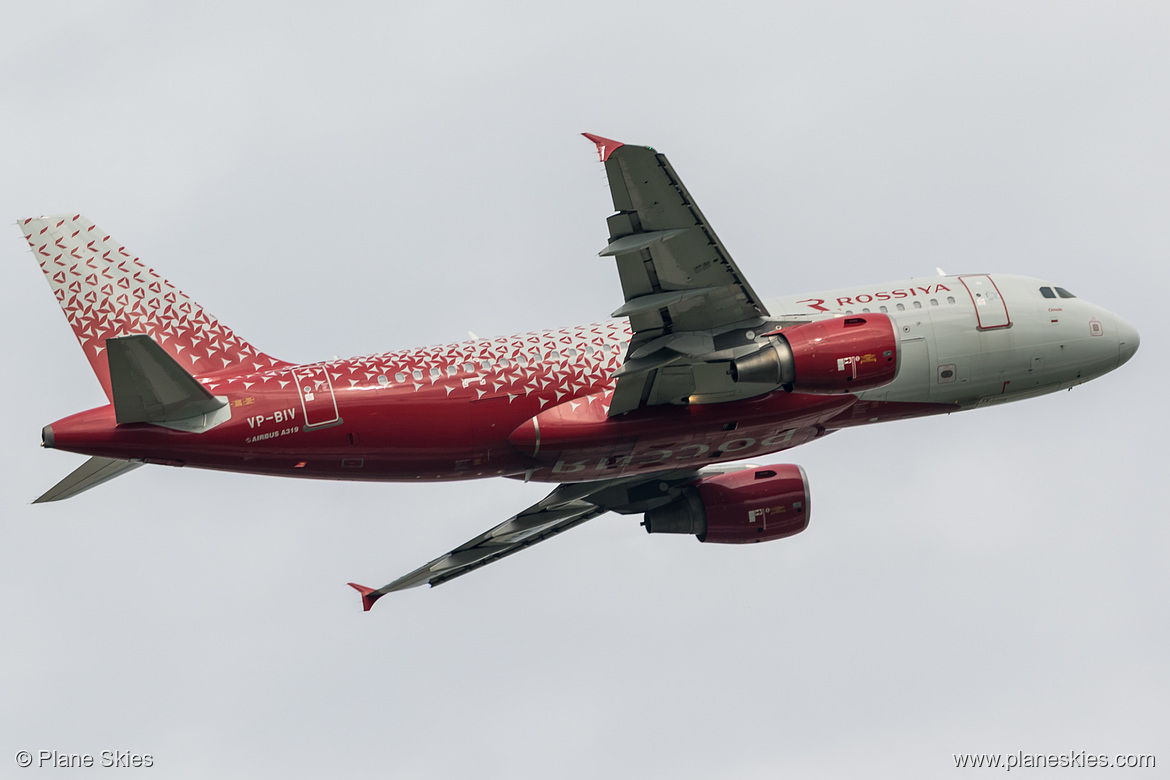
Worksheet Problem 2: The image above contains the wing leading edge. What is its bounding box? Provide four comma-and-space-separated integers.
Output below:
348, 470, 705, 610
583, 133, 776, 415
347, 137, 800, 608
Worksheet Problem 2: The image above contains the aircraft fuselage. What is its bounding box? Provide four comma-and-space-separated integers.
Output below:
43, 273, 1137, 484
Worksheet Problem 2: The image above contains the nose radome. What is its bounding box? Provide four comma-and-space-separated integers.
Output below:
1117, 316, 1140, 367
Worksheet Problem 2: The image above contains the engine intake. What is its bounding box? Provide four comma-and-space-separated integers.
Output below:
643, 464, 810, 544
731, 314, 898, 394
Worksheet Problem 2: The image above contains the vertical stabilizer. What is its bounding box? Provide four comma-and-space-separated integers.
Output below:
19, 214, 288, 401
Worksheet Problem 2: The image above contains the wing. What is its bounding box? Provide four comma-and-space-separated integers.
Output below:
584, 134, 779, 415
347, 471, 700, 610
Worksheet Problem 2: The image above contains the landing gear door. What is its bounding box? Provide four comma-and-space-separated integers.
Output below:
293, 364, 341, 429
960, 275, 1011, 330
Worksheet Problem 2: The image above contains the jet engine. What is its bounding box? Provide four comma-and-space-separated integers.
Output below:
643, 464, 810, 544
730, 314, 898, 393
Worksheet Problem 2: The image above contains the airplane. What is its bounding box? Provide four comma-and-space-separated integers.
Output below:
21, 133, 1140, 611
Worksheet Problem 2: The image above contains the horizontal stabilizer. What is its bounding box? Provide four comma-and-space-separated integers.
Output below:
34, 456, 142, 503
107, 335, 226, 424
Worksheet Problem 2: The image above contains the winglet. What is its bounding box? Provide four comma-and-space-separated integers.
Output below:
347, 582, 382, 612
582, 133, 624, 162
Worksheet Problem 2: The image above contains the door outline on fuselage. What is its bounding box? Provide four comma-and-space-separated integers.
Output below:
896, 334, 930, 401
959, 275, 1012, 330
875, 317, 932, 403
292, 364, 342, 429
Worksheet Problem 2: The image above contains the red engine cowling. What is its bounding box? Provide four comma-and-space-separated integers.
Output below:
643, 464, 810, 544
730, 314, 898, 394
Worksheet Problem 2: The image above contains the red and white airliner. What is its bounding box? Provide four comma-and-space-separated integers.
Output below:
22, 134, 1139, 610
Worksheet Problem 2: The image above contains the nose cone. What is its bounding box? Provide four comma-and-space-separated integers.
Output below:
1117, 316, 1140, 367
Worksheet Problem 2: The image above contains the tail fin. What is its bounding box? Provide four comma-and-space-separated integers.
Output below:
19, 214, 287, 401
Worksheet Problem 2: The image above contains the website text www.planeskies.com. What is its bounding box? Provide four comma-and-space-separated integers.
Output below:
953, 751, 1155, 771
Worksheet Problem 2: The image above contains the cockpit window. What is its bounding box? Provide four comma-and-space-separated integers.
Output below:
1040, 286, 1056, 298
1055, 287, 1076, 299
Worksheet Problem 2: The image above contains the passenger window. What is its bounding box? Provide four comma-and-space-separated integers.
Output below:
896, 303, 905, 312
879, 305, 888, 313
947, 296, 955, 304
395, 372, 406, 383
1040, 286, 1056, 298
446, 365, 458, 377
913, 300, 922, 310
429, 367, 440, 378
411, 369, 422, 381
929, 298, 939, 307
1055, 287, 1077, 299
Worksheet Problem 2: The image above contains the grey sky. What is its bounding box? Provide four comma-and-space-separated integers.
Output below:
2, 2, 1166, 777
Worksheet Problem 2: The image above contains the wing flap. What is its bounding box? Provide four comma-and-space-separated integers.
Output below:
596, 140, 768, 332
352, 495, 605, 603
610, 287, 718, 318
599, 228, 690, 257
348, 472, 703, 609
584, 135, 774, 416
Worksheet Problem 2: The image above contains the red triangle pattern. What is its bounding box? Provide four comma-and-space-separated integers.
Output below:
204, 319, 631, 405
23, 216, 636, 409
21, 214, 287, 398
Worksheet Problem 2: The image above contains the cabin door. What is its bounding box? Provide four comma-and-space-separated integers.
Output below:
293, 364, 341, 429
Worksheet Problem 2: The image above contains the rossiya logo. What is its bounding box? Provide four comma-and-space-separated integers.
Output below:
799, 284, 952, 311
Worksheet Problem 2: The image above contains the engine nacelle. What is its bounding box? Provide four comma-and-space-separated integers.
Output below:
643, 464, 810, 544
730, 314, 898, 394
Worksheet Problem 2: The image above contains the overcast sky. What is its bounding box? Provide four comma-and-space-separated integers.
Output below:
1, 2, 1166, 777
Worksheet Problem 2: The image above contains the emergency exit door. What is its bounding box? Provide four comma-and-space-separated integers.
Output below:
293, 364, 341, 429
